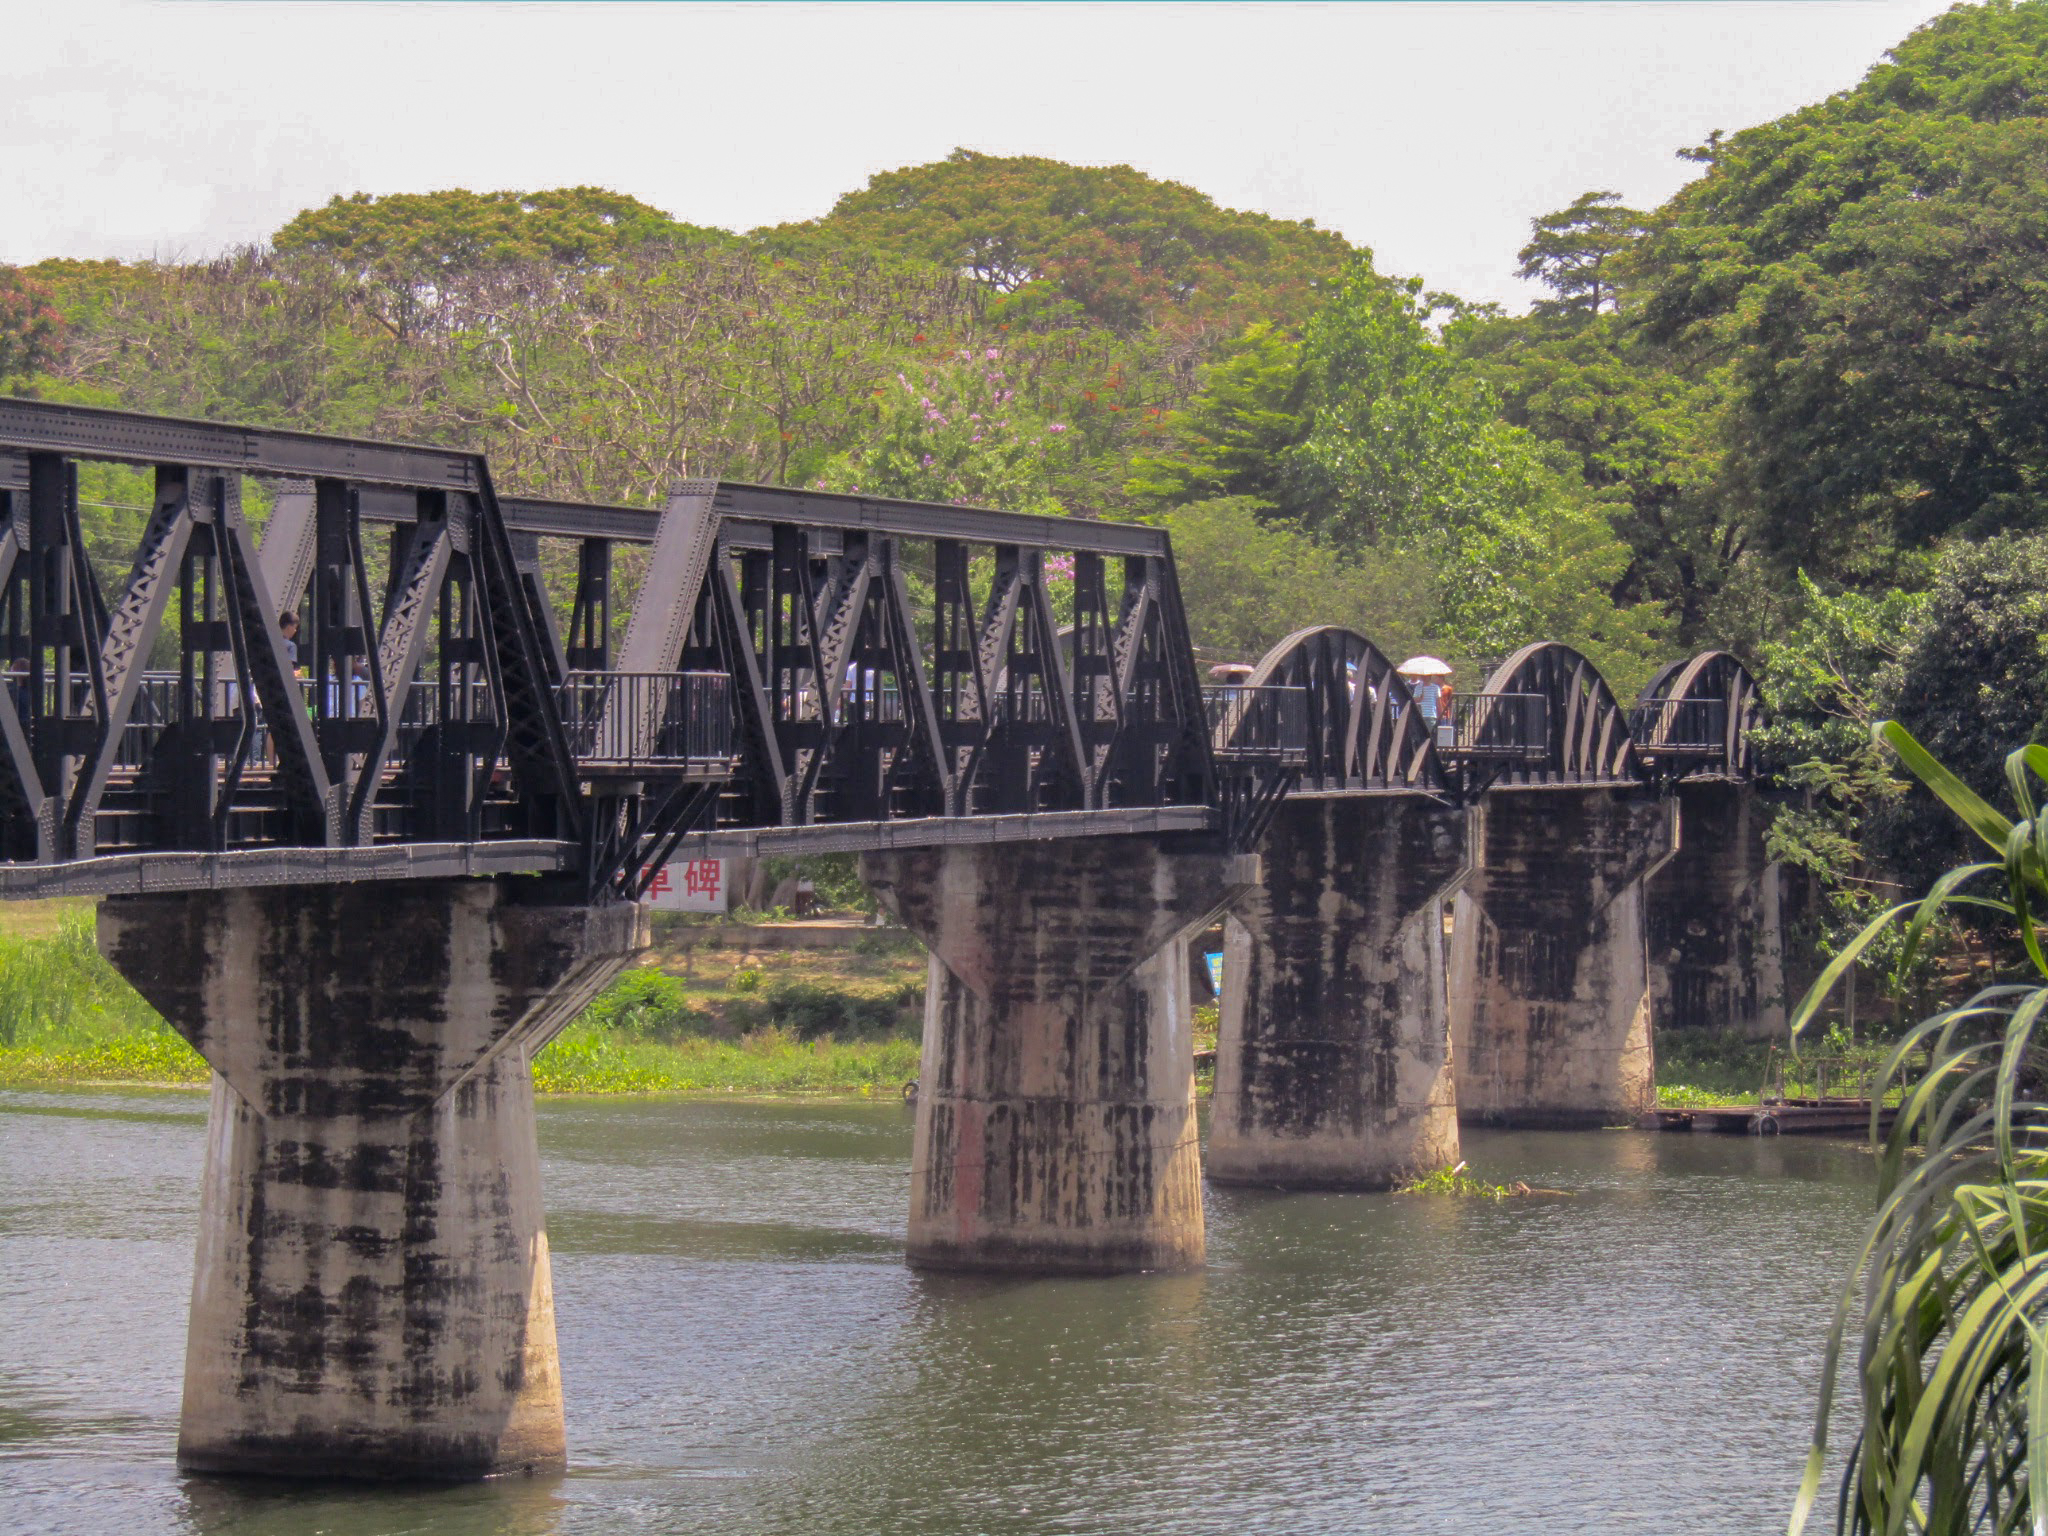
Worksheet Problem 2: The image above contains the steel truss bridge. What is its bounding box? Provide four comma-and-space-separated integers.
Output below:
0, 399, 1762, 899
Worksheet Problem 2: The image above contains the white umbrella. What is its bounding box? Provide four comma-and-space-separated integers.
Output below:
1397, 655, 1453, 677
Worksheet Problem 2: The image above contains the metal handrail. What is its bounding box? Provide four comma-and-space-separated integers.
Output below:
1205, 685, 1309, 763
558, 671, 733, 768
1436, 692, 1550, 761
1631, 697, 1727, 753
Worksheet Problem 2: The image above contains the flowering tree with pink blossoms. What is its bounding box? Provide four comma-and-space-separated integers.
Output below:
816, 346, 1084, 516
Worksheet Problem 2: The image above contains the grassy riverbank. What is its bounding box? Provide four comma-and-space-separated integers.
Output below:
0, 900, 1829, 1108
0, 902, 205, 1086
0, 903, 927, 1097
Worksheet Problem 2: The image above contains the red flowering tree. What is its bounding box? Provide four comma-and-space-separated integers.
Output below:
0, 268, 62, 383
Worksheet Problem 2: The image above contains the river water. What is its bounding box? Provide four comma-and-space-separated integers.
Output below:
1, 1088, 1873, 1535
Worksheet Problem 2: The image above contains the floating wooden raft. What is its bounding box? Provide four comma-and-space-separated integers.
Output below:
1637, 1099, 1899, 1136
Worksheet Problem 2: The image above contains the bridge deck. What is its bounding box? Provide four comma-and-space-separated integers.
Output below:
0, 398, 1762, 898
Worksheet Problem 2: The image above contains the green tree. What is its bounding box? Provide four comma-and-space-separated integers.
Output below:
274, 186, 724, 339
1636, 0, 2048, 579
1124, 322, 1306, 511
1752, 574, 1925, 972
1452, 310, 1740, 637
814, 343, 1078, 514
1162, 497, 1433, 663
1515, 190, 1642, 322
1284, 260, 1669, 681
762, 149, 1350, 335
1870, 531, 2048, 891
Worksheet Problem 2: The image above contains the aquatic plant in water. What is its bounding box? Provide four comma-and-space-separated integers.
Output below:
1396, 1162, 1528, 1200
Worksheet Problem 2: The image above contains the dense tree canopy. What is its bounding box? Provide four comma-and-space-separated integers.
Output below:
1870, 532, 2048, 888
762, 149, 1349, 336
1636, 0, 2048, 575
274, 187, 727, 340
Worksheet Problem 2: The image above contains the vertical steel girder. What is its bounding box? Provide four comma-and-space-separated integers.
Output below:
508, 529, 568, 685
25, 454, 106, 846
565, 537, 612, 672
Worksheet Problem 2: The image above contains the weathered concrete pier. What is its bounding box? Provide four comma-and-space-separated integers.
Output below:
863, 838, 1255, 1274
100, 880, 643, 1479
1646, 779, 1786, 1040
1448, 791, 1677, 1127
1209, 797, 1471, 1189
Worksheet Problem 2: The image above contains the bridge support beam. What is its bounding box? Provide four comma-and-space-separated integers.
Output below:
1449, 792, 1677, 1127
861, 837, 1255, 1274
1208, 798, 1471, 1189
1646, 781, 1785, 1039
98, 879, 645, 1482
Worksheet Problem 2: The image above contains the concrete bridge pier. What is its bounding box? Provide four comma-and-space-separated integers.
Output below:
1208, 798, 1473, 1189
98, 879, 645, 1481
1449, 792, 1678, 1127
860, 837, 1256, 1275
1646, 781, 1786, 1039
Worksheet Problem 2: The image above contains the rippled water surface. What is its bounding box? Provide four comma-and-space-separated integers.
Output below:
0, 1088, 1874, 1535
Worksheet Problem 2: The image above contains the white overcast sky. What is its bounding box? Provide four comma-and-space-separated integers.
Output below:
3, 0, 1963, 309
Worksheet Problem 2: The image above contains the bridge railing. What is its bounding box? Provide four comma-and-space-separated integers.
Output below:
1437, 692, 1551, 761
557, 671, 733, 771
1629, 697, 1727, 754
1205, 685, 1310, 764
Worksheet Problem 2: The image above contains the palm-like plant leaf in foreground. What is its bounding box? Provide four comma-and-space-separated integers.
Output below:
1793, 723, 2048, 1535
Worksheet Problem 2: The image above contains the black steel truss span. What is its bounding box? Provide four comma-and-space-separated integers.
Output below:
0, 399, 1258, 897
1631, 650, 1761, 781
0, 398, 1765, 900
1234, 629, 1761, 798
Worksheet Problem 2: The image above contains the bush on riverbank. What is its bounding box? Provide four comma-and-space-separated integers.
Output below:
533, 1020, 920, 1095
1655, 1027, 1901, 1108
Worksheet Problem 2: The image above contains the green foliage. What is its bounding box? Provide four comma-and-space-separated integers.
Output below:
1655, 1082, 1750, 1109
1515, 191, 1643, 322
578, 965, 698, 1041
533, 1021, 919, 1096
1163, 497, 1433, 663
1125, 322, 1306, 511
1452, 307, 1738, 637
1755, 576, 1921, 878
1788, 722, 2048, 1534
0, 909, 166, 1051
1637, 0, 2048, 579
723, 978, 920, 1042
1752, 575, 1928, 997
1285, 261, 1668, 680
817, 344, 1074, 513
0, 909, 205, 1086
1874, 533, 2048, 891
764, 148, 1349, 335
745, 852, 871, 913
1397, 1161, 1527, 1200
1287, 262, 1501, 549
1656, 1029, 1783, 1099
274, 186, 724, 339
